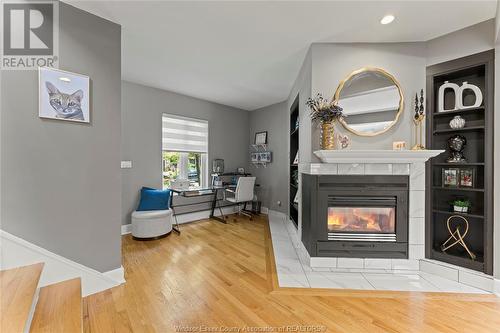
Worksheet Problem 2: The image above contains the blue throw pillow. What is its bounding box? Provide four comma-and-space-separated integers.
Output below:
137, 187, 171, 211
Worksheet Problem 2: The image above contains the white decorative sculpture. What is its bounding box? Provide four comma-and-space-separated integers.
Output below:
449, 115, 465, 129
438, 81, 460, 112
457, 82, 483, 109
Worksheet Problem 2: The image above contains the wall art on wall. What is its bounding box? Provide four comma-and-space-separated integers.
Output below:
39, 67, 90, 123
254, 131, 268, 145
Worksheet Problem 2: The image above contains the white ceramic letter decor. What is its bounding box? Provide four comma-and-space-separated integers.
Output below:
457, 82, 483, 110
438, 81, 460, 112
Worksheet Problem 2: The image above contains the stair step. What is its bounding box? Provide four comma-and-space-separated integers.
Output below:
30, 278, 82, 333
0, 263, 44, 333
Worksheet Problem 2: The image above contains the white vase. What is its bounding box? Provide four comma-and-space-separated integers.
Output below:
449, 115, 465, 129
457, 81, 483, 110
438, 81, 460, 112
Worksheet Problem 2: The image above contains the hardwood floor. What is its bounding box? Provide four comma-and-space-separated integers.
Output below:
83, 215, 500, 333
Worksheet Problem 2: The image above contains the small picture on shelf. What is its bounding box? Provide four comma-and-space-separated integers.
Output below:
254, 131, 268, 145
250, 153, 259, 162
459, 168, 475, 187
293, 152, 299, 165
442, 168, 459, 187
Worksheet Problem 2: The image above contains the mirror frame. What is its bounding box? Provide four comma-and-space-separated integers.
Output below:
332, 67, 404, 137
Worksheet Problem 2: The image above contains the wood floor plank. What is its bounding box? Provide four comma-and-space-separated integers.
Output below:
30, 278, 82, 333
0, 263, 44, 333
83, 215, 500, 333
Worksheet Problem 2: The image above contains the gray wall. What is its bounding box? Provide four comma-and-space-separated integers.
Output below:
1, 3, 122, 272
495, 43, 499, 280
248, 102, 288, 213
121, 81, 249, 225
426, 19, 495, 66
310, 42, 427, 153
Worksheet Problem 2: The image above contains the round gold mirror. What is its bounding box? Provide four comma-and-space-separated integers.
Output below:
333, 67, 404, 136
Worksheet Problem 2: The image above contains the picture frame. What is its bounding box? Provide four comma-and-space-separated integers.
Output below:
254, 131, 268, 145
250, 153, 259, 162
459, 168, 475, 187
442, 168, 459, 187
259, 152, 272, 163
39, 67, 90, 123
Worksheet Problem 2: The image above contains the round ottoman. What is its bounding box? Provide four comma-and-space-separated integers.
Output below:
131, 209, 173, 240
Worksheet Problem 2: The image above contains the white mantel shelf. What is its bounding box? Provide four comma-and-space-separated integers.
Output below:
313, 149, 445, 164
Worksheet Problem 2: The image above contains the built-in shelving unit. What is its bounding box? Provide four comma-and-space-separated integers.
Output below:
289, 95, 299, 228
425, 50, 494, 275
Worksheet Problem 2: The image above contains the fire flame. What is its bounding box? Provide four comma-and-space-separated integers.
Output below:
328, 207, 394, 233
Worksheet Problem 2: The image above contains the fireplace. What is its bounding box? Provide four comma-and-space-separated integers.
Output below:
301, 175, 409, 259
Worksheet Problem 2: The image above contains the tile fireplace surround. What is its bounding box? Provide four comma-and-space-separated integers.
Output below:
276, 150, 498, 294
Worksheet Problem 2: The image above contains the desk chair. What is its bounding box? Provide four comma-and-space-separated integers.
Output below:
224, 177, 256, 219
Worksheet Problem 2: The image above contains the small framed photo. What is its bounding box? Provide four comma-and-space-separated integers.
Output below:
250, 153, 259, 162
442, 168, 459, 187
254, 131, 268, 145
259, 152, 272, 163
459, 168, 475, 187
39, 67, 90, 123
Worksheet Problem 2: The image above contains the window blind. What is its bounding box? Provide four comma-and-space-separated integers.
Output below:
162, 114, 208, 153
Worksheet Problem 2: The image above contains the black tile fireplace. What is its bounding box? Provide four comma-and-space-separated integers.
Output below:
301, 175, 409, 259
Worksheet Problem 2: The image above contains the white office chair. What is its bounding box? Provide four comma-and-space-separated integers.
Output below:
224, 177, 256, 219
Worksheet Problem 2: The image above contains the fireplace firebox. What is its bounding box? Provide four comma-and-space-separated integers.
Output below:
301, 175, 409, 259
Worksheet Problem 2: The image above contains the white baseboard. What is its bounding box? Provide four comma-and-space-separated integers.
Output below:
0, 230, 125, 296
121, 206, 239, 235
121, 224, 131, 235
495, 278, 500, 297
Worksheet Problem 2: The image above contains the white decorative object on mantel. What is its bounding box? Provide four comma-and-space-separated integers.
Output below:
457, 81, 483, 110
313, 149, 444, 164
438, 81, 460, 112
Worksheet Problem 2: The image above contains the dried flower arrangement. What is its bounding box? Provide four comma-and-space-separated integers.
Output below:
306, 93, 345, 123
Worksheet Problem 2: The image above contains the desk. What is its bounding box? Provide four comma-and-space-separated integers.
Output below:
170, 185, 235, 231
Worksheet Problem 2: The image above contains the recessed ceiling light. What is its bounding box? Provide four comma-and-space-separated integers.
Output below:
59, 77, 71, 82
380, 15, 395, 25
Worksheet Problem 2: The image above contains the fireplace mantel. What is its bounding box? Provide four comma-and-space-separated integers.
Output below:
313, 149, 444, 164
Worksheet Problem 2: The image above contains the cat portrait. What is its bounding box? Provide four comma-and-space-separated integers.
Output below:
39, 67, 90, 123
45, 82, 84, 121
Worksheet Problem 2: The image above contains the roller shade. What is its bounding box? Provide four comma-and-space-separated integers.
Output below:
162, 114, 208, 153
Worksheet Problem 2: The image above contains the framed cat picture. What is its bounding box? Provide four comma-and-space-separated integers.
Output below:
39, 67, 90, 123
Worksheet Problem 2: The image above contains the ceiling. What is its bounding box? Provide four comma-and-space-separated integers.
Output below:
68, 1, 497, 111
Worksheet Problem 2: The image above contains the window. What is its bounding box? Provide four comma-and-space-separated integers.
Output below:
162, 114, 208, 189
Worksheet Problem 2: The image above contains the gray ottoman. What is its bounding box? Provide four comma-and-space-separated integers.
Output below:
131, 209, 173, 240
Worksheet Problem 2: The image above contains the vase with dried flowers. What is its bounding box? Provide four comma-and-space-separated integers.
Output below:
306, 93, 345, 150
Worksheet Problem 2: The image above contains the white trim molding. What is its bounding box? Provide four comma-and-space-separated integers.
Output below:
312, 149, 444, 164
0, 230, 125, 296
495, 278, 500, 297
121, 205, 239, 235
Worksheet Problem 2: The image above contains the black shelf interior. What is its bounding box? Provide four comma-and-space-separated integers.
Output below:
289, 95, 299, 228
426, 51, 493, 275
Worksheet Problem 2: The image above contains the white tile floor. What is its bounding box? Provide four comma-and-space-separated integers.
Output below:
268, 211, 489, 294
